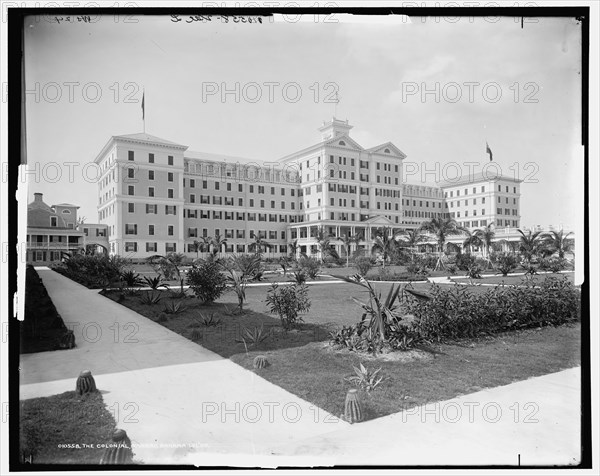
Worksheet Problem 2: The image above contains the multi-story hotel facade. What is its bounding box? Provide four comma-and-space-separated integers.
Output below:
93, 118, 523, 260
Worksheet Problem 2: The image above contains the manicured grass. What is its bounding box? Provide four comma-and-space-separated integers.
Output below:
231, 323, 581, 421
22, 266, 69, 353
20, 391, 119, 464
451, 272, 574, 286
105, 279, 581, 423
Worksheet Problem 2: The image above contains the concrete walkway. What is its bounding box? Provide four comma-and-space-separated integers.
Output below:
20, 268, 581, 466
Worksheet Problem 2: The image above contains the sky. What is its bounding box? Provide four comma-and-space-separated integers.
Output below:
22, 12, 583, 229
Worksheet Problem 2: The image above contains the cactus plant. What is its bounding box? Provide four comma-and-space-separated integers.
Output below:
58, 329, 75, 350
100, 428, 133, 464
76, 370, 96, 395
253, 355, 270, 369
191, 328, 202, 341
343, 388, 363, 423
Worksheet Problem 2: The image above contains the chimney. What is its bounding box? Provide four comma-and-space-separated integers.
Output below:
33, 193, 43, 202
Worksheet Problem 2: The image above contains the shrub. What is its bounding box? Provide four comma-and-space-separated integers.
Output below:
494, 253, 519, 276
54, 254, 128, 288
187, 261, 228, 303
539, 257, 567, 273
455, 252, 477, 271
144, 276, 168, 290
353, 256, 373, 277
265, 283, 311, 329
297, 256, 321, 280
290, 270, 308, 285
403, 276, 580, 342
163, 300, 185, 314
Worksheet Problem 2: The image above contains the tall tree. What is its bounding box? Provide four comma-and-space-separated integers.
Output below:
419, 217, 468, 270
371, 227, 400, 268
398, 228, 426, 261
339, 233, 362, 267
517, 229, 544, 264
541, 229, 574, 259
288, 239, 299, 261
462, 230, 483, 254
316, 227, 339, 261
474, 223, 496, 259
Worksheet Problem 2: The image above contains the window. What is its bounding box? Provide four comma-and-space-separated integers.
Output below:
148, 187, 154, 197
168, 225, 174, 236
50, 216, 57, 227
146, 242, 157, 252
202, 181, 207, 189
239, 184, 243, 192
165, 243, 176, 253
165, 205, 176, 215
481, 186, 485, 193
128, 168, 135, 179
190, 194, 195, 203
148, 225, 154, 235
168, 155, 174, 166
148, 170, 154, 180
125, 242, 137, 252
128, 203, 134, 213
168, 172, 174, 182
125, 224, 137, 235
128, 150, 134, 161
168, 189, 174, 199
127, 185, 134, 195
215, 182, 220, 190
227, 183, 232, 191
149, 153, 154, 163
146, 204, 157, 214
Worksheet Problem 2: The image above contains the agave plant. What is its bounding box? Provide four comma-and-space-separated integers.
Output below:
163, 300, 185, 314
333, 274, 403, 341
236, 325, 270, 352
140, 291, 162, 305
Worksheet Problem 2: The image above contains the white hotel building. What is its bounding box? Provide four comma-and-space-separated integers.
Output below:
94, 118, 523, 259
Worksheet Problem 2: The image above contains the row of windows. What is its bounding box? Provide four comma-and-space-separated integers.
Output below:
182, 180, 298, 196
445, 185, 518, 198
123, 241, 289, 254
497, 208, 519, 216
128, 151, 174, 165
495, 219, 519, 227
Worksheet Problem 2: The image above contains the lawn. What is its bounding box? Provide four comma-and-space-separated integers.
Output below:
104, 278, 581, 422
20, 391, 120, 464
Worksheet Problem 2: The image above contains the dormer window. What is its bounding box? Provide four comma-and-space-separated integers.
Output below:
62, 209, 71, 214
339, 140, 346, 146
384, 148, 391, 153
50, 216, 57, 227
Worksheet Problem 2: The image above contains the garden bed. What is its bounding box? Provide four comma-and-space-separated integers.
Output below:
21, 266, 69, 353
451, 272, 575, 286
104, 277, 581, 423
20, 391, 120, 464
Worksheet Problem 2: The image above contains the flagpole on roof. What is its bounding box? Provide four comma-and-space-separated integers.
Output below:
142, 88, 145, 134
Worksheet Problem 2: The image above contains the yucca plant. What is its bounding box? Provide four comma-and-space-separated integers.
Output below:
140, 291, 162, 305
225, 269, 248, 312
144, 276, 169, 290
163, 300, 185, 314
196, 312, 222, 327
121, 270, 144, 287
333, 274, 402, 341
345, 363, 385, 393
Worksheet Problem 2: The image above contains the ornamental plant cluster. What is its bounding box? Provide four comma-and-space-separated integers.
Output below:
331, 276, 580, 353
50, 254, 129, 288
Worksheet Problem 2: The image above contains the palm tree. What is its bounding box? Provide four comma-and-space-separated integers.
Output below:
371, 227, 400, 268
339, 233, 362, 267
541, 230, 574, 259
210, 233, 228, 257
316, 227, 339, 261
462, 230, 483, 254
192, 240, 201, 259
419, 217, 468, 270
398, 228, 425, 261
474, 223, 496, 260
517, 229, 544, 264
248, 235, 273, 255
288, 239, 299, 261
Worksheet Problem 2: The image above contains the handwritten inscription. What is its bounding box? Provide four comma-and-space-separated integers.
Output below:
51, 16, 93, 24
171, 14, 265, 24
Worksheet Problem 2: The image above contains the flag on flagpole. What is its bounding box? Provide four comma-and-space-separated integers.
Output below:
141, 91, 145, 121
486, 141, 493, 161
